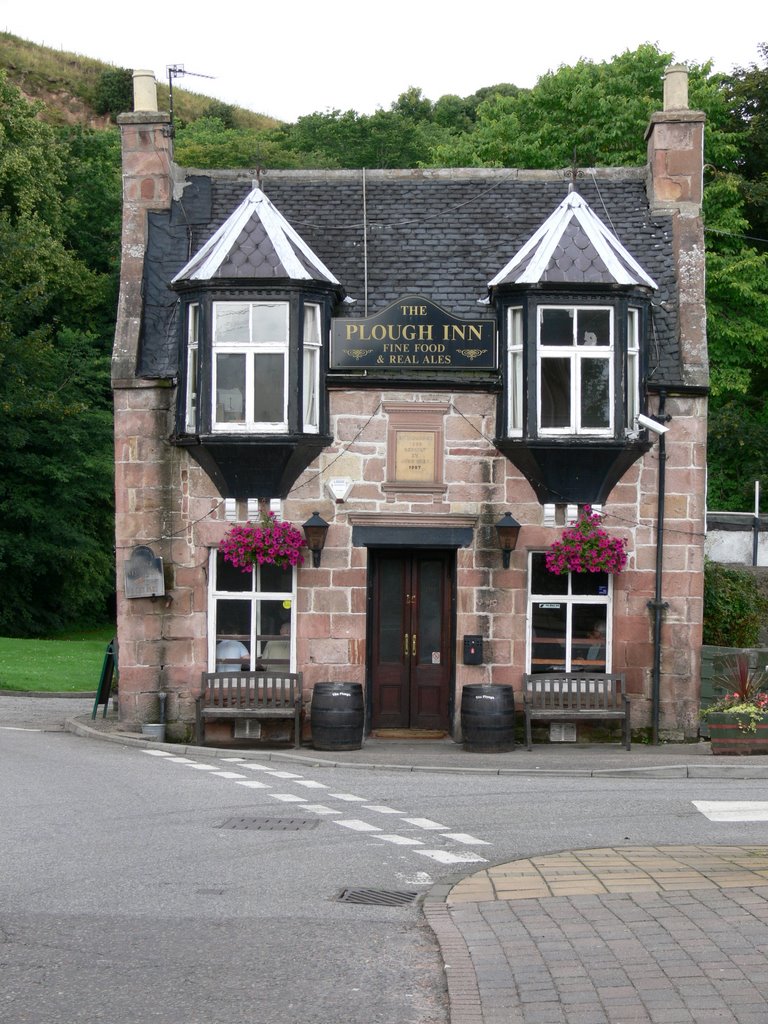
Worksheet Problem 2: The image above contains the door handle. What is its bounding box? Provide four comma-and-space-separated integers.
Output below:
404, 632, 410, 657
411, 634, 417, 658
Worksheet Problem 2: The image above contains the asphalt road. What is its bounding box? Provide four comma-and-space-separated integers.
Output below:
3, 710, 768, 1023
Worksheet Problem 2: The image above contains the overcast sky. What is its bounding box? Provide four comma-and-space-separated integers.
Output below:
2, 1, 764, 122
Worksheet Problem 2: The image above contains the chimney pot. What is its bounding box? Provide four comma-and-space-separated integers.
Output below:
133, 70, 158, 113
663, 64, 689, 111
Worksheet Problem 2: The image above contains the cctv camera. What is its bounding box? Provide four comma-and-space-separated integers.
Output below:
637, 413, 670, 436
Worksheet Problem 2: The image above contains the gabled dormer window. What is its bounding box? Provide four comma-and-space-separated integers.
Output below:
212, 301, 289, 432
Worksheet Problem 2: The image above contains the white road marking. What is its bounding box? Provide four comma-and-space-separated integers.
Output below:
328, 793, 367, 802
363, 805, 404, 814
440, 833, 490, 845
377, 835, 424, 846
165, 757, 197, 763
302, 804, 340, 815
209, 771, 247, 779
186, 764, 221, 771
694, 800, 768, 821
241, 763, 277, 771
235, 780, 270, 789
270, 793, 307, 803
264, 770, 302, 779
294, 779, 328, 789
416, 850, 488, 865
401, 817, 448, 830
335, 819, 382, 832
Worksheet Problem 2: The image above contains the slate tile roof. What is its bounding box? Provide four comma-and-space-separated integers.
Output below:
138, 169, 680, 383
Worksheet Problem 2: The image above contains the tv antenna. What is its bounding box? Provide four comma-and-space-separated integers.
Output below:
166, 64, 216, 134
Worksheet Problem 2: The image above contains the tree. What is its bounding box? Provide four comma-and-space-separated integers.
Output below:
0, 74, 115, 635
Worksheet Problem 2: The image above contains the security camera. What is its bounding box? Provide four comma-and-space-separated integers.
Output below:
637, 413, 670, 436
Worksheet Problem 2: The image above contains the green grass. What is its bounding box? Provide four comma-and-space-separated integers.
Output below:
0, 627, 115, 692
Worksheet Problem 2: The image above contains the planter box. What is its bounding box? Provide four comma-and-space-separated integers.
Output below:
708, 713, 768, 755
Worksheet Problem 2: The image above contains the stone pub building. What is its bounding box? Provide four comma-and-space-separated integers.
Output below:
112, 67, 707, 744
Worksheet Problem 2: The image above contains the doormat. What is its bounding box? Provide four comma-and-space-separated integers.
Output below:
371, 729, 448, 740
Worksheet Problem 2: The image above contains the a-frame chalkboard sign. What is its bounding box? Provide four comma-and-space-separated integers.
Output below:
91, 639, 117, 719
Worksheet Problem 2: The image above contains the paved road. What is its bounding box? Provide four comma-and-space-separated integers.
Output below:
4, 694, 768, 1023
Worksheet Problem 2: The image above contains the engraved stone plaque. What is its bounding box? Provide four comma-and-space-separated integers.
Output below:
395, 431, 436, 482
124, 545, 165, 599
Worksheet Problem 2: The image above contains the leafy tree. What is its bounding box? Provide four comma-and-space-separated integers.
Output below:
725, 43, 768, 239
0, 74, 115, 635
93, 67, 134, 121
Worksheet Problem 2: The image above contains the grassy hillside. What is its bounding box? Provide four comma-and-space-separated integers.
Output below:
0, 31, 280, 129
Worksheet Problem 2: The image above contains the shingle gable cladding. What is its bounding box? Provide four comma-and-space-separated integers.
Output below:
138, 169, 680, 382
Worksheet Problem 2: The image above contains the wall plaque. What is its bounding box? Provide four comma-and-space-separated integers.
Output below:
124, 545, 165, 599
395, 431, 436, 482
331, 295, 496, 371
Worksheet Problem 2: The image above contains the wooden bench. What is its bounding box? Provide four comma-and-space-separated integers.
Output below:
195, 670, 302, 747
523, 673, 630, 750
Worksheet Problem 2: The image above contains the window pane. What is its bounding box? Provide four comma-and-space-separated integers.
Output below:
531, 602, 567, 672
216, 551, 252, 592
571, 571, 609, 595
417, 559, 442, 664
531, 552, 568, 595
540, 357, 571, 428
303, 303, 321, 343
214, 303, 250, 343
571, 607, 607, 670
216, 353, 245, 422
215, 599, 251, 657
255, 600, 289, 660
580, 358, 610, 429
577, 309, 611, 346
253, 353, 285, 422
509, 351, 523, 432
540, 308, 573, 346
251, 302, 289, 343
258, 561, 293, 594
304, 346, 318, 428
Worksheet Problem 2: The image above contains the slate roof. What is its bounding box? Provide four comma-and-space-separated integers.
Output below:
488, 189, 658, 289
137, 169, 680, 383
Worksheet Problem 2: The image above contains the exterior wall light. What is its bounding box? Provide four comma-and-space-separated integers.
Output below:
495, 513, 522, 569
302, 512, 330, 567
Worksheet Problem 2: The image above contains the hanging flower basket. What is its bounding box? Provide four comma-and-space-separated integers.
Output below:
545, 506, 627, 576
219, 513, 306, 572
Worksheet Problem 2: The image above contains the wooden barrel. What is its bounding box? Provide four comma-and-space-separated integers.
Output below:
311, 683, 365, 750
461, 684, 515, 752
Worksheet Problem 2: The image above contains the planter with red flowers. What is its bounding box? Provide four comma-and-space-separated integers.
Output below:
545, 506, 627, 576
219, 513, 306, 573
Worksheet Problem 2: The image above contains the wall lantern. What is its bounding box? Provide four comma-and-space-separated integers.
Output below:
495, 513, 522, 569
302, 512, 330, 567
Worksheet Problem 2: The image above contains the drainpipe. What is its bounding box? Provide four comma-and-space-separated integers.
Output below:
649, 391, 670, 744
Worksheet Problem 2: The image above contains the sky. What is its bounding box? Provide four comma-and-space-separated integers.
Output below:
2, 1, 764, 122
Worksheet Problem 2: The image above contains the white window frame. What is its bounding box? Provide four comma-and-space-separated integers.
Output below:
208, 549, 296, 671
302, 302, 321, 433
625, 307, 640, 432
211, 301, 289, 433
526, 551, 612, 673
185, 303, 199, 433
537, 305, 614, 437
506, 306, 524, 436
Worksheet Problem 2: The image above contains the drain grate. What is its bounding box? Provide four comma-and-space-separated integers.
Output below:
337, 888, 420, 907
218, 817, 320, 831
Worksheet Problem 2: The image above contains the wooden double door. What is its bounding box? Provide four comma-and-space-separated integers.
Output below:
370, 550, 453, 731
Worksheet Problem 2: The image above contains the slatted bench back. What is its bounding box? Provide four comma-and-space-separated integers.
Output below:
201, 671, 302, 710
524, 673, 626, 711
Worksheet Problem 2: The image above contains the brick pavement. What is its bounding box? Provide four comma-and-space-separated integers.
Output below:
425, 847, 768, 1024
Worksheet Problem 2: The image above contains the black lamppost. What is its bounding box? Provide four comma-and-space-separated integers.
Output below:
302, 512, 330, 568
495, 513, 522, 569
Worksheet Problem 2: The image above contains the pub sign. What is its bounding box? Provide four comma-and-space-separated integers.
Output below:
331, 296, 496, 371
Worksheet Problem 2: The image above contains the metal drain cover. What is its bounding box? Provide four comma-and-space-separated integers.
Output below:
338, 888, 420, 907
218, 817, 319, 831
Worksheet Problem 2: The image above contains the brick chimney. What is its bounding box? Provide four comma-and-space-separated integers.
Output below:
113, 71, 173, 382
646, 64, 707, 387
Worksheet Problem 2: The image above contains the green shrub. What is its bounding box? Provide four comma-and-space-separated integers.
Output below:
703, 561, 768, 647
